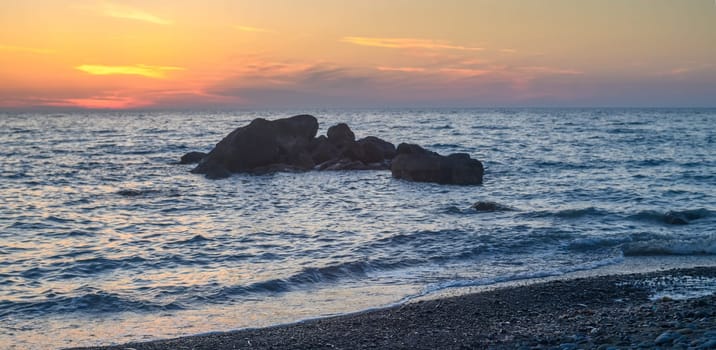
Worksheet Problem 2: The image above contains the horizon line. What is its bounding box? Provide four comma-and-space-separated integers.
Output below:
2, 106, 716, 114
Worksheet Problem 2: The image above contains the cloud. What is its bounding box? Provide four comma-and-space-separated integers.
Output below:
76, 64, 185, 78
376, 66, 426, 73
204, 62, 393, 107
212, 64, 372, 93
518, 66, 583, 75
200, 56, 599, 108
341, 37, 483, 51
233, 25, 274, 33
0, 45, 55, 55
100, 2, 172, 25
439, 68, 492, 77
655, 64, 714, 77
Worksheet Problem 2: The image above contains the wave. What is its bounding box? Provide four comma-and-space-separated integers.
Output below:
622, 235, 716, 256
116, 188, 161, 197
0, 288, 183, 319
213, 260, 391, 299
533, 160, 599, 170
167, 234, 213, 245
567, 236, 631, 252
522, 207, 612, 219
628, 208, 713, 225
420, 257, 624, 296
521, 207, 713, 225
17, 255, 148, 280
116, 188, 181, 198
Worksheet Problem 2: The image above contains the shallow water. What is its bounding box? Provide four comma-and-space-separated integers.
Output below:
1, 108, 715, 349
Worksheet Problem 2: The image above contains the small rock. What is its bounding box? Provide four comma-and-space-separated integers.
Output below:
637, 341, 654, 348
676, 328, 694, 335
471, 201, 514, 212
655, 331, 679, 345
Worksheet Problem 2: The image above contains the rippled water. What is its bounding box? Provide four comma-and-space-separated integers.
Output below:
1, 109, 715, 349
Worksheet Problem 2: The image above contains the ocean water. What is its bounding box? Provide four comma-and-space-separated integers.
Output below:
1, 108, 715, 349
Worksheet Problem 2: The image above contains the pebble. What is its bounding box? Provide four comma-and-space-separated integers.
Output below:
558, 343, 578, 350
655, 331, 680, 345
676, 328, 693, 335
597, 344, 617, 350
699, 339, 716, 349
637, 341, 654, 348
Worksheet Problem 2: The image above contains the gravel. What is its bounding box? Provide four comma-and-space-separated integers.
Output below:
69, 266, 716, 350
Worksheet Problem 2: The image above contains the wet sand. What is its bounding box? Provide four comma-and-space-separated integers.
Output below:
70, 266, 716, 350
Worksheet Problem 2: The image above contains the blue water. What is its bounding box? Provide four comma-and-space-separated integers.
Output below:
1, 109, 715, 349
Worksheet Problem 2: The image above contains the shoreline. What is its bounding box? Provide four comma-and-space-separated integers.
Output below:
417, 255, 716, 302
70, 264, 716, 350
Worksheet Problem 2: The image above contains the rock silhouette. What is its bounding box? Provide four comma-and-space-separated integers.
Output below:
391, 143, 484, 185
186, 114, 483, 185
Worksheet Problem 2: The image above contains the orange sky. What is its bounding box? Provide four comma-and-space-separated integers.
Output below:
1, 0, 715, 109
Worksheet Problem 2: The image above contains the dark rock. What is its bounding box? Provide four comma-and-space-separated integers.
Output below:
327, 123, 355, 147
395, 143, 428, 155
204, 165, 232, 180
192, 115, 318, 177
345, 140, 384, 164
309, 136, 340, 164
180, 151, 207, 164
472, 201, 513, 212
391, 143, 484, 185
286, 150, 315, 169
344, 137, 396, 164
188, 117, 487, 184
360, 136, 396, 159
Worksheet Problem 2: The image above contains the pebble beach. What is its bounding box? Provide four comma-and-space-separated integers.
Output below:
71, 266, 716, 350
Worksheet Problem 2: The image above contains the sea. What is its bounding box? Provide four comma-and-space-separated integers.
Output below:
1, 108, 715, 349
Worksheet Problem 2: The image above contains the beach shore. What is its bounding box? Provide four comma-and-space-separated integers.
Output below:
71, 266, 716, 350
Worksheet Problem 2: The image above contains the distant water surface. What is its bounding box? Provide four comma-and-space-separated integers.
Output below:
1, 108, 715, 349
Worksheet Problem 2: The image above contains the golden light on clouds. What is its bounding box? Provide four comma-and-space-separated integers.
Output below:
100, 2, 172, 25
76, 65, 185, 79
341, 37, 483, 51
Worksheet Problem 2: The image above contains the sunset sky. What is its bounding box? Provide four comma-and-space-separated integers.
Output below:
1, 0, 715, 110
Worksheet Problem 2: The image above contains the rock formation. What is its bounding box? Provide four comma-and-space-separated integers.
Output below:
184, 114, 483, 185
